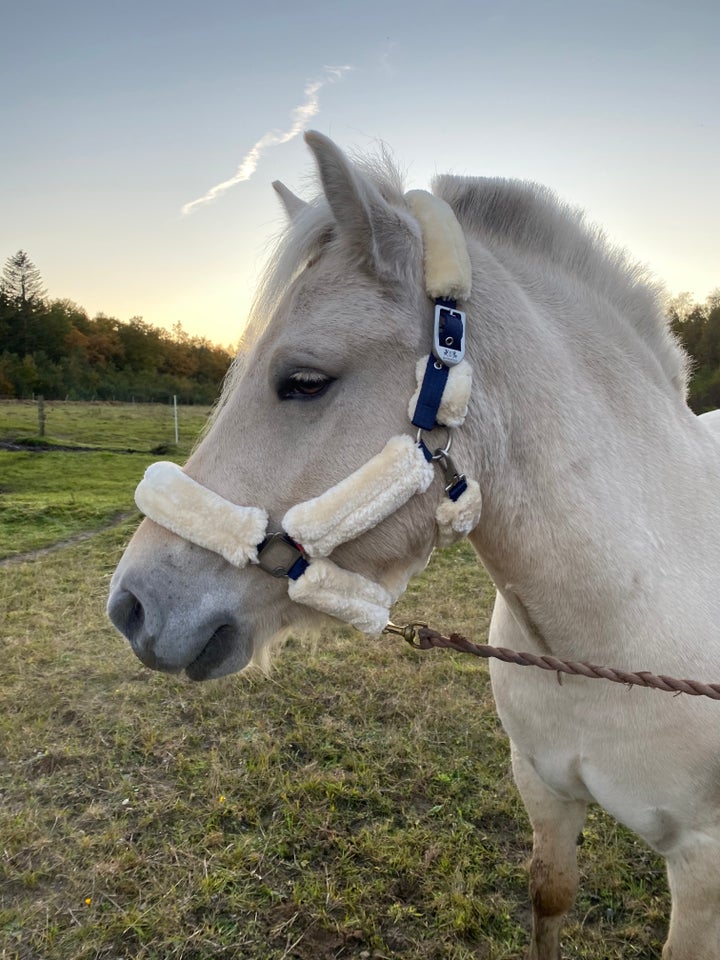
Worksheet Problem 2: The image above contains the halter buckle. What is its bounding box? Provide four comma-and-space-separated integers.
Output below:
433, 304, 466, 366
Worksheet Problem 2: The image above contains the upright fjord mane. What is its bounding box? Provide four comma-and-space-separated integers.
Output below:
433, 174, 688, 395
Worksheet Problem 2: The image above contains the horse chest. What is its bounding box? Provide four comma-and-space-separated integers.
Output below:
490, 660, 716, 855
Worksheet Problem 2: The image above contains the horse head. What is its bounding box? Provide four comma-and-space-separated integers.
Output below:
108, 132, 474, 679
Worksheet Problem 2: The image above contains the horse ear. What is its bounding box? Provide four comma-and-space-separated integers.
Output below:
272, 180, 308, 221
304, 130, 417, 282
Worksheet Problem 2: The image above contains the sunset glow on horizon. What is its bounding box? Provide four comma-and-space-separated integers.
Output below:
3, 1, 718, 347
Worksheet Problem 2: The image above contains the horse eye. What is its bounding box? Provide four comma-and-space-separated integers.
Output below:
278, 372, 334, 401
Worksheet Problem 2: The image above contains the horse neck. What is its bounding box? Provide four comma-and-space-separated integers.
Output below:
461, 257, 720, 665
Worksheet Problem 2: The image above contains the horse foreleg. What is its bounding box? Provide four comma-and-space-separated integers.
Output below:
511, 746, 587, 960
663, 836, 720, 959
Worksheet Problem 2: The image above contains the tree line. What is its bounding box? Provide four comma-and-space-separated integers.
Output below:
0, 251, 234, 404
1, 250, 719, 411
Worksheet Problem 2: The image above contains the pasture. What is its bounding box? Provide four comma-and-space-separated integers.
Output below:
1, 402, 668, 958
0, 401, 211, 558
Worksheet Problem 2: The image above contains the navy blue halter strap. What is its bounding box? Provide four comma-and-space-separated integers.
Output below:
412, 354, 449, 430
411, 295, 470, 508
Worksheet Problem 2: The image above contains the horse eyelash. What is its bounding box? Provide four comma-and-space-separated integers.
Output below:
277, 370, 334, 401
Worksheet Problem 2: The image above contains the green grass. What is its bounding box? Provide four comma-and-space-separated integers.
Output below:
0, 401, 212, 558
0, 402, 669, 959
0, 399, 211, 451
0, 451, 158, 558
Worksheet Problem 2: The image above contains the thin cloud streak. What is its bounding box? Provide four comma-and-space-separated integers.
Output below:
181, 65, 352, 216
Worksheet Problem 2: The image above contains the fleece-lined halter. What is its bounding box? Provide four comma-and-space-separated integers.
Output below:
134, 191, 482, 635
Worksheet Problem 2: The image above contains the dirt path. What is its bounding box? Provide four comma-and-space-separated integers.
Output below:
0, 511, 135, 567
1, 440, 149, 453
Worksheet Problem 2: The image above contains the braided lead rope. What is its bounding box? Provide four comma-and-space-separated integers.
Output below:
385, 624, 720, 701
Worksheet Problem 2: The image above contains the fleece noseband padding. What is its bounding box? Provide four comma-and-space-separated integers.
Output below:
283, 434, 434, 557
135, 461, 267, 567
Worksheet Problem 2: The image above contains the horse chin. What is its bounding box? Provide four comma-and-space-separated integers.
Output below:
184, 623, 254, 681
246, 608, 333, 676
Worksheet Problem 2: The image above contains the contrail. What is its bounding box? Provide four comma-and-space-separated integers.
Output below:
181, 65, 352, 216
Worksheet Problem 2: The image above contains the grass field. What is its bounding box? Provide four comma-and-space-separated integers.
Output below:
0, 402, 669, 958
0, 401, 211, 559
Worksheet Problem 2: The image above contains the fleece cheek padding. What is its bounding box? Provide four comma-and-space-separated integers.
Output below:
282, 434, 435, 557
135, 461, 268, 567
434, 479, 483, 548
287, 559, 395, 636
408, 357, 473, 429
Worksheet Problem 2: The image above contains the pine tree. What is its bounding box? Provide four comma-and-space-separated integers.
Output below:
1, 250, 46, 306
1, 251, 47, 356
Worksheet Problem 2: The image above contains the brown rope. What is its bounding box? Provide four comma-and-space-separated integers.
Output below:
396, 624, 720, 701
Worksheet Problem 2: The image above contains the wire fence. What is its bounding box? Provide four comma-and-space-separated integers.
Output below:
0, 398, 212, 453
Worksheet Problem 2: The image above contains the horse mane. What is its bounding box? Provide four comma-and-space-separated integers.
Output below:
433, 173, 689, 396
217, 153, 688, 420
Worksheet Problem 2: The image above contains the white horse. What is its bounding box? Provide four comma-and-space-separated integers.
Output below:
108, 131, 720, 959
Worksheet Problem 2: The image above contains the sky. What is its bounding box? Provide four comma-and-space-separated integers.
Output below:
2, 0, 718, 347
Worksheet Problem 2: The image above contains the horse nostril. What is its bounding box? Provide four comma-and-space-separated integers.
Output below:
127, 597, 144, 637
108, 588, 146, 643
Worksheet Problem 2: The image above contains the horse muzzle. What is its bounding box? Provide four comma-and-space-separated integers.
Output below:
107, 552, 256, 681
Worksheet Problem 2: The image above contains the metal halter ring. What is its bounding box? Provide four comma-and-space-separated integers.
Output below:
416, 426, 452, 460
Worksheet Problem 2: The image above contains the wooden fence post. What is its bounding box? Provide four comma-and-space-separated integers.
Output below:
38, 395, 46, 438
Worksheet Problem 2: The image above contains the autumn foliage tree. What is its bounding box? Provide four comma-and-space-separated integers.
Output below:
0, 251, 233, 402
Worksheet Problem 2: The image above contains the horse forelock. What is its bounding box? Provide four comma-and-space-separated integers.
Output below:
210, 152, 414, 427
249, 148, 409, 340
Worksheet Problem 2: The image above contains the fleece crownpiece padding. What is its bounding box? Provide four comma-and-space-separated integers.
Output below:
287, 558, 395, 636
283, 434, 434, 557
405, 190, 472, 301
135, 461, 268, 567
